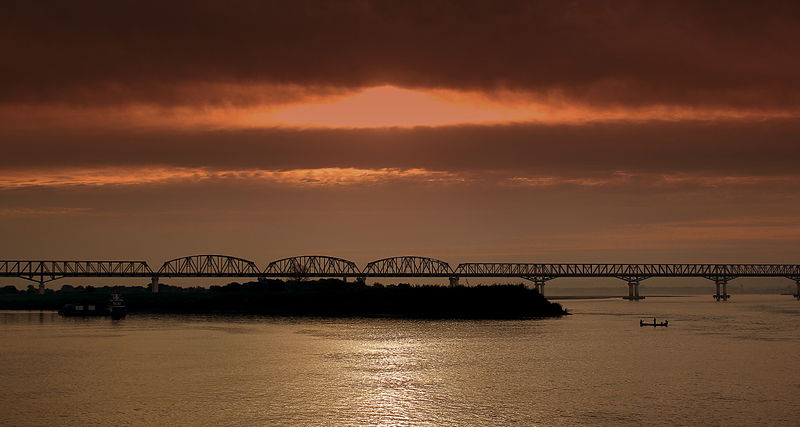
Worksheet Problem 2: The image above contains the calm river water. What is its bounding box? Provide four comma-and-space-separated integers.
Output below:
1, 295, 798, 426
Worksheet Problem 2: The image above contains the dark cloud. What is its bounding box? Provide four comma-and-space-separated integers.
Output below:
2, 119, 799, 177
2, 0, 799, 108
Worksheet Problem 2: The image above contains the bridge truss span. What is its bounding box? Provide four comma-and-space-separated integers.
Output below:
454, 263, 800, 278
263, 255, 360, 278
3, 257, 800, 299
363, 256, 453, 277
157, 255, 260, 277
0, 260, 153, 281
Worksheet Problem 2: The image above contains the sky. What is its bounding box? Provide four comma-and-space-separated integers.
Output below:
2, 0, 800, 282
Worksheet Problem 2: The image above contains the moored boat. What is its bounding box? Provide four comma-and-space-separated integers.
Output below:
108, 292, 127, 319
59, 292, 126, 319
58, 303, 107, 317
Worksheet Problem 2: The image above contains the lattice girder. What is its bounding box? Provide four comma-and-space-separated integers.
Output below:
157, 255, 260, 277
263, 255, 360, 277
363, 256, 453, 277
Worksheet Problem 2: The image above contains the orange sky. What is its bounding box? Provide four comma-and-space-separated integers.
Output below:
1, 1, 800, 285
3, 85, 797, 132
248, 86, 800, 128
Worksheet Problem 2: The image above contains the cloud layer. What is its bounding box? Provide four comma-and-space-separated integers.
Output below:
3, 119, 799, 177
2, 1, 799, 266
3, 0, 800, 109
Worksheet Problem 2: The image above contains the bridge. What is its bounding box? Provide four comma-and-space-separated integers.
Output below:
2, 256, 799, 301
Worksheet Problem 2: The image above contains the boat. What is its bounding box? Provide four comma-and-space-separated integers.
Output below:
640, 318, 668, 327
59, 292, 126, 319
58, 303, 106, 317
108, 292, 127, 319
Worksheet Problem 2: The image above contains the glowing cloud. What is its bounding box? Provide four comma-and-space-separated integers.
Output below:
238, 85, 798, 129
2, 167, 797, 190
244, 85, 538, 128
0, 167, 466, 189
2, 85, 797, 132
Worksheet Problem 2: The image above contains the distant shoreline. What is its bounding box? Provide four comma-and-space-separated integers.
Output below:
549, 293, 789, 300
549, 295, 691, 300
0, 281, 568, 320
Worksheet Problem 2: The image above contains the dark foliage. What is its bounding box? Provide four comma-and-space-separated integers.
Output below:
0, 280, 567, 319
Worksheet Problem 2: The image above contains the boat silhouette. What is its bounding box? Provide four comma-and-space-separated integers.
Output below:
59, 292, 126, 319
640, 318, 668, 327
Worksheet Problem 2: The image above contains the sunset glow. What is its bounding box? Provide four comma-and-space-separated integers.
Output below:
251, 85, 539, 128
255, 87, 800, 128
3, 3, 800, 423
2, 86, 798, 134
1, 166, 796, 191
1, 2, 799, 266
0, 167, 466, 189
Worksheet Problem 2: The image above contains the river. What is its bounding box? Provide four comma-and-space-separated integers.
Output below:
1, 294, 797, 426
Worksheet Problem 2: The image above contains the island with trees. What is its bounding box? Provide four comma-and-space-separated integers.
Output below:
0, 279, 568, 319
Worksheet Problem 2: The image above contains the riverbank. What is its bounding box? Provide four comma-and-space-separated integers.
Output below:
0, 281, 567, 319
548, 295, 692, 300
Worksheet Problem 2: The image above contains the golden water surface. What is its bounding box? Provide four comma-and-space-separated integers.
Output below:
1, 295, 798, 425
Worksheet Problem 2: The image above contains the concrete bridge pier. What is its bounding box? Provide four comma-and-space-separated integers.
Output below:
714, 279, 730, 301
37, 278, 46, 295
793, 279, 800, 300
521, 277, 552, 296
150, 276, 159, 293
622, 281, 645, 300
534, 280, 546, 296
449, 276, 460, 287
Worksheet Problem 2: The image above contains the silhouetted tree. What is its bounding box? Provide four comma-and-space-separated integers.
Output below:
0, 285, 18, 294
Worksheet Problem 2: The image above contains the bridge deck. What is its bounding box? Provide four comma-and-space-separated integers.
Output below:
1, 258, 798, 279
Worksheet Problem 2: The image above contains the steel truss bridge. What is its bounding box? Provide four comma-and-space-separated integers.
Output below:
2, 255, 799, 301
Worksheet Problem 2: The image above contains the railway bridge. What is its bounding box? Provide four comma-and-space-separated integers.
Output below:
2, 255, 799, 301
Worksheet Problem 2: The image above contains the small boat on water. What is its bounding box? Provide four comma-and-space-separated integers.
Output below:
108, 292, 127, 319
59, 292, 127, 319
640, 318, 668, 327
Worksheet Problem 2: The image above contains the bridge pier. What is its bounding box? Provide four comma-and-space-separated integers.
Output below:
521, 277, 552, 296
622, 281, 645, 300
535, 281, 546, 296
150, 276, 159, 293
713, 279, 730, 301
793, 279, 800, 300
37, 279, 46, 295
449, 276, 460, 287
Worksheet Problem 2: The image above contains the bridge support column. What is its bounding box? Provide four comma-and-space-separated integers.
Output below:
37, 279, 46, 295
794, 280, 800, 300
449, 276, 460, 287
150, 276, 159, 293
622, 281, 645, 301
713, 279, 730, 301
534, 281, 546, 296
521, 277, 553, 296
356, 276, 366, 284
